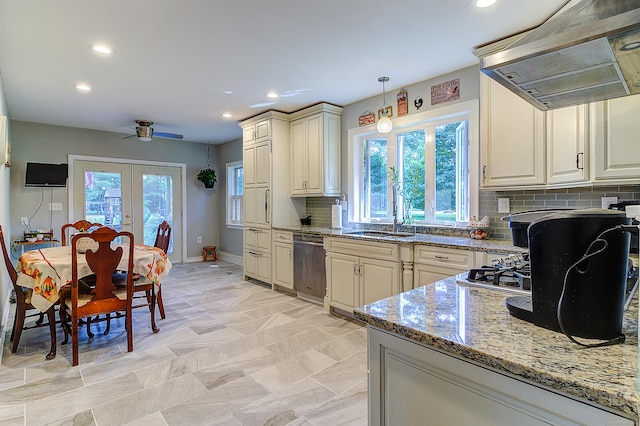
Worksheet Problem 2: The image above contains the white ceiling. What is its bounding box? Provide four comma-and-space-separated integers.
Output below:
0, 0, 568, 144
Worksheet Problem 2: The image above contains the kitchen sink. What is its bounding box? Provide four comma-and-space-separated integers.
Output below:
345, 230, 414, 238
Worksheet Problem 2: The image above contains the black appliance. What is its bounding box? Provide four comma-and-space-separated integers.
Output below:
506, 209, 631, 341
608, 200, 639, 253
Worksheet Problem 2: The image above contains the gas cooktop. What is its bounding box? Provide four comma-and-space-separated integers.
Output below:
456, 253, 531, 295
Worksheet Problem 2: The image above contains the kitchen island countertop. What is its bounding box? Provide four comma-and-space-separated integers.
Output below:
354, 275, 640, 420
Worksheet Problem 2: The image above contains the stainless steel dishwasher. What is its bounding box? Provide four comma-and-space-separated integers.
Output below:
293, 233, 326, 299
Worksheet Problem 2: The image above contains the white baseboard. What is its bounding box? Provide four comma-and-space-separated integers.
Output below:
184, 252, 243, 266
0, 295, 11, 366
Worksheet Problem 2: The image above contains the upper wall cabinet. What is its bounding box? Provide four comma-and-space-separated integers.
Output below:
545, 104, 589, 185
590, 95, 640, 182
480, 75, 545, 188
243, 119, 271, 145
290, 103, 342, 197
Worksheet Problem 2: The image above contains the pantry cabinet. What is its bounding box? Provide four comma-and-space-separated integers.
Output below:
480, 75, 545, 188
325, 238, 401, 313
240, 111, 304, 285
290, 103, 342, 197
590, 95, 640, 182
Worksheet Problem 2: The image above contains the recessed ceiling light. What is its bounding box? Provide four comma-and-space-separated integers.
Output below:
92, 45, 112, 54
266, 92, 279, 99
223, 90, 233, 94
75, 84, 91, 91
476, 0, 496, 7
620, 41, 640, 51
222, 113, 232, 118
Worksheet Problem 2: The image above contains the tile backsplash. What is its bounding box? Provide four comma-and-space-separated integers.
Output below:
305, 185, 640, 241
479, 185, 639, 241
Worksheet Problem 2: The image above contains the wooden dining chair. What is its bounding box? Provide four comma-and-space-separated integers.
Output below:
0, 226, 57, 360
150, 220, 171, 319
59, 226, 135, 366
61, 220, 103, 246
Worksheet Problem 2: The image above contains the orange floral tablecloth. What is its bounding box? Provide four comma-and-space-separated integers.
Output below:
17, 244, 172, 312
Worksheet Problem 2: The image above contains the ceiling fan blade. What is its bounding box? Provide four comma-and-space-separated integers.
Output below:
121, 134, 136, 139
153, 132, 184, 140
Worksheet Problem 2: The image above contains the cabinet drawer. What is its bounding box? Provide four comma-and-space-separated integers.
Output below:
414, 246, 475, 269
273, 230, 293, 243
244, 228, 272, 251
326, 238, 398, 262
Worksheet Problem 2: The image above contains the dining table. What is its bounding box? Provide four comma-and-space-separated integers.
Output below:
16, 243, 172, 313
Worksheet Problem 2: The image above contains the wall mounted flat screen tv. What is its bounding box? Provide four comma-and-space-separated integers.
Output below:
25, 162, 68, 187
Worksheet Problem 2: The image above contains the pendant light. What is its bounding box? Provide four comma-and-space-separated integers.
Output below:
377, 76, 393, 134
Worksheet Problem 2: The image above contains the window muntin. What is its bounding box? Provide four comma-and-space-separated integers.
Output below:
226, 161, 243, 227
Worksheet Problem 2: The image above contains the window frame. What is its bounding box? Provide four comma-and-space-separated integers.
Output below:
348, 99, 479, 227
226, 160, 243, 229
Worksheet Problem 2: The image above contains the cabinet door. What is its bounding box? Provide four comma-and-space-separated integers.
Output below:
243, 145, 256, 185
360, 258, 399, 306
255, 186, 270, 226
327, 252, 359, 311
273, 242, 293, 289
244, 250, 271, 283
255, 120, 271, 143
414, 264, 466, 288
290, 118, 306, 195
243, 187, 257, 225
591, 95, 640, 180
546, 105, 587, 184
304, 113, 323, 194
481, 76, 545, 187
255, 141, 271, 186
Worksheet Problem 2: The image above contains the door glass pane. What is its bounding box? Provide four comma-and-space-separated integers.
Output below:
142, 173, 173, 251
362, 138, 387, 220
85, 171, 122, 231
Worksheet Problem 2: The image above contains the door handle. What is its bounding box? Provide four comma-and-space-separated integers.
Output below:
264, 189, 270, 223
576, 152, 584, 170
122, 221, 132, 226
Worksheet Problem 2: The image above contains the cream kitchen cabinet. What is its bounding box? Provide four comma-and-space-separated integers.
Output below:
240, 111, 304, 285
590, 95, 640, 182
413, 246, 475, 288
272, 231, 293, 290
325, 238, 401, 314
480, 75, 545, 188
290, 103, 342, 197
545, 104, 589, 185
242, 119, 271, 145
368, 327, 633, 426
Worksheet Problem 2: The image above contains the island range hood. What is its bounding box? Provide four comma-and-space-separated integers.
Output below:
480, 0, 640, 111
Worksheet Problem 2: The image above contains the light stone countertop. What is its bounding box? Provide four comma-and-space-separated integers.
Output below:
272, 225, 525, 254
354, 275, 640, 420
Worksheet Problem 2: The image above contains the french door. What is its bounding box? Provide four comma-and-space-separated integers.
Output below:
70, 159, 183, 262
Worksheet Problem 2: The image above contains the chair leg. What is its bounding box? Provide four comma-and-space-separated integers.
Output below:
86, 317, 94, 338
125, 308, 133, 353
150, 289, 159, 334
71, 315, 79, 367
35, 312, 45, 325
60, 306, 69, 345
11, 304, 26, 354
104, 314, 111, 335
156, 289, 166, 320
45, 307, 57, 360
10, 308, 17, 342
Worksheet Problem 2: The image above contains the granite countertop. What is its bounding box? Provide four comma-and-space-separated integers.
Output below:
272, 225, 524, 254
354, 276, 640, 419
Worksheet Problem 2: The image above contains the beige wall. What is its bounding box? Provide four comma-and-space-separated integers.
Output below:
9, 121, 221, 261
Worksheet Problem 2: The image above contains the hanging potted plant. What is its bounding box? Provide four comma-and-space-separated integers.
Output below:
196, 168, 217, 189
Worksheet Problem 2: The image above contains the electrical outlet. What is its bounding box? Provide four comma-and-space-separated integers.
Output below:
49, 203, 62, 211
20, 217, 28, 226
498, 198, 510, 214
601, 196, 618, 209
197, 236, 202, 244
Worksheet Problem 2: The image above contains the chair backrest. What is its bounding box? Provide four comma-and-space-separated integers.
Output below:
153, 221, 171, 253
0, 226, 18, 289
62, 220, 103, 246
71, 226, 135, 312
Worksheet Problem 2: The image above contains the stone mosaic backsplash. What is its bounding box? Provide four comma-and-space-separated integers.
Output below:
304, 185, 640, 241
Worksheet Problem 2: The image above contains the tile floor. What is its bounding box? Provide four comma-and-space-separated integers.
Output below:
0, 261, 368, 425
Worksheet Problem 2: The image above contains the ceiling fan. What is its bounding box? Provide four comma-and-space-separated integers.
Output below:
123, 120, 184, 142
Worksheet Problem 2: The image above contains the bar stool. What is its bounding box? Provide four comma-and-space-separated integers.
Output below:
203, 246, 217, 262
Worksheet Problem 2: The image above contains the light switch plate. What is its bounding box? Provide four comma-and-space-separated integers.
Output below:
498, 198, 510, 214
601, 196, 618, 209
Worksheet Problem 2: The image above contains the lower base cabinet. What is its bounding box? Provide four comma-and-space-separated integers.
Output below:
368, 327, 633, 426
413, 246, 476, 288
244, 249, 271, 283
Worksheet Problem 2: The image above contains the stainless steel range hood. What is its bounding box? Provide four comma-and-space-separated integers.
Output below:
480, 0, 640, 110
